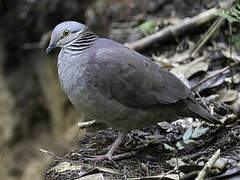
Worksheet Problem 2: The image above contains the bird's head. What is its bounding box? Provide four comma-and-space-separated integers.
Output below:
46, 21, 86, 54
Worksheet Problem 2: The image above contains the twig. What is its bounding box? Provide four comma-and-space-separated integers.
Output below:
190, 0, 235, 56
190, 17, 225, 57
39, 148, 98, 167
162, 168, 178, 178
40, 147, 137, 163
39, 148, 75, 163
190, 62, 240, 90
125, 8, 218, 51
222, 48, 240, 62
78, 120, 96, 129
182, 151, 210, 161
195, 91, 210, 111
195, 149, 220, 180
175, 154, 181, 180
111, 151, 138, 161
125, 0, 234, 51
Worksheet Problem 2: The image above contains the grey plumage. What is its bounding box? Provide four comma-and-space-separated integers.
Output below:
47, 21, 221, 160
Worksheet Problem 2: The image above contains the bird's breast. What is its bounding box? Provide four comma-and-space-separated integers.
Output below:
57, 50, 105, 118
58, 51, 87, 95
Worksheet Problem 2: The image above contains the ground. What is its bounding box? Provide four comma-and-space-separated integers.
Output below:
45, 121, 240, 179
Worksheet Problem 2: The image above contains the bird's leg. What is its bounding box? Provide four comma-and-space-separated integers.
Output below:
85, 132, 125, 161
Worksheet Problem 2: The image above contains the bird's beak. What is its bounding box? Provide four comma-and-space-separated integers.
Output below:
46, 42, 56, 54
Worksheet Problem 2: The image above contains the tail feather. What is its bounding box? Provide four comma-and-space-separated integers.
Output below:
185, 99, 222, 125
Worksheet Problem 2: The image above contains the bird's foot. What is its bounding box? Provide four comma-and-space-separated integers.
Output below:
84, 152, 113, 161
84, 132, 125, 162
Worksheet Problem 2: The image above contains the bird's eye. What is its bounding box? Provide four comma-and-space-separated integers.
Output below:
63, 29, 70, 37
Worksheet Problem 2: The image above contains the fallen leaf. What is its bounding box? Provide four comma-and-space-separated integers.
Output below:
208, 167, 240, 180
77, 173, 104, 180
183, 126, 193, 142
184, 139, 195, 144
233, 73, 240, 84
218, 90, 238, 103
191, 128, 209, 138
176, 141, 184, 150
222, 47, 240, 62
169, 50, 191, 63
171, 56, 209, 80
135, 20, 157, 35
190, 70, 228, 92
166, 158, 185, 168
48, 161, 121, 175
213, 158, 229, 169
157, 122, 173, 132
128, 174, 182, 180
164, 143, 176, 151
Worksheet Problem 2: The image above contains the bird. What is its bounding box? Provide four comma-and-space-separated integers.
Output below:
46, 21, 221, 161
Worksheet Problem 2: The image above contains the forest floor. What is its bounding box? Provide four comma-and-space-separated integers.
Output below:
44, 0, 240, 179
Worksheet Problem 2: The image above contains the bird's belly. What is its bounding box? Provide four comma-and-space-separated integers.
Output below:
59, 63, 176, 131
60, 72, 177, 132
67, 83, 130, 123
67, 83, 175, 132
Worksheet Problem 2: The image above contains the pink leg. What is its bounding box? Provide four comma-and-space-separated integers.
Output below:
85, 132, 125, 161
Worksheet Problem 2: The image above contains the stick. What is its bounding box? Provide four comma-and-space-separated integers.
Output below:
191, 17, 225, 57
125, 0, 234, 51
111, 151, 137, 161
195, 149, 220, 180
39, 148, 74, 163
191, 62, 240, 90
78, 120, 96, 129
125, 8, 217, 51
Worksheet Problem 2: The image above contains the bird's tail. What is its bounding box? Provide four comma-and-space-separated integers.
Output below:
185, 99, 222, 125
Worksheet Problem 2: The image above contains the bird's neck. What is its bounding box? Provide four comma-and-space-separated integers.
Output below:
64, 28, 99, 54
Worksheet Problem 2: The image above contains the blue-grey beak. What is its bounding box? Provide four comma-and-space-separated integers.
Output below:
46, 42, 56, 54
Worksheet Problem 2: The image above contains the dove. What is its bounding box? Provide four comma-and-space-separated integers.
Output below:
46, 21, 221, 161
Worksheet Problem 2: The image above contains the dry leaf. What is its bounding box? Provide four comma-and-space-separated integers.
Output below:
192, 70, 228, 92
166, 158, 185, 168
171, 56, 209, 79
128, 174, 182, 180
77, 173, 104, 180
233, 73, 240, 84
48, 161, 121, 176
218, 90, 238, 103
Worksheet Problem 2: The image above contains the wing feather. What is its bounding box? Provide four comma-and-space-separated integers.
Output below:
92, 42, 190, 107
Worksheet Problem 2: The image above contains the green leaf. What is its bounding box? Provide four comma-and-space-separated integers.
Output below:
176, 141, 184, 150
233, 7, 240, 15
183, 126, 192, 143
135, 20, 157, 34
216, 10, 240, 23
184, 139, 196, 144
164, 143, 176, 151
232, 9, 240, 20
191, 128, 209, 139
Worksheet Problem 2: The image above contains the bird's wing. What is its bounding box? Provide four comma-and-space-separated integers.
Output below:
92, 43, 190, 108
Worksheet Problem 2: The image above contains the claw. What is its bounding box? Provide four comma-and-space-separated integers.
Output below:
83, 132, 125, 162
84, 153, 113, 161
